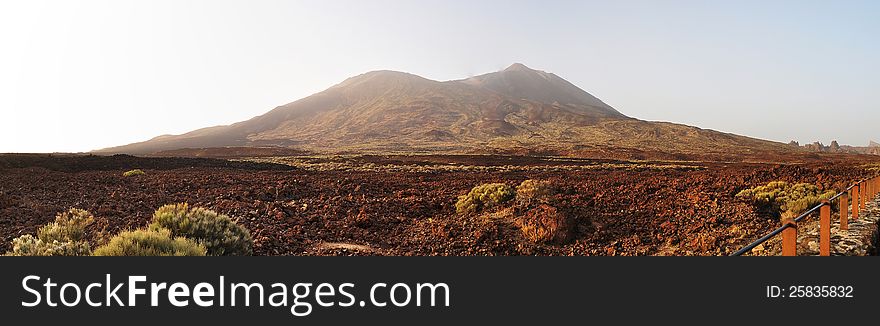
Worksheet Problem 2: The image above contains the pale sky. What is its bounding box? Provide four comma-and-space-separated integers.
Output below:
1, 0, 878, 153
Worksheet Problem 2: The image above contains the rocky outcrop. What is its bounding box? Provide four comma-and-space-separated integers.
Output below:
830, 140, 840, 152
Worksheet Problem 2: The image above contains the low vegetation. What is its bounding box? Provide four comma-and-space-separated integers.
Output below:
149, 203, 253, 256
513, 180, 573, 244
6, 208, 94, 256
93, 229, 206, 256
243, 156, 703, 173
736, 181, 836, 218
36, 208, 94, 243
458, 179, 574, 244
863, 163, 880, 173
455, 183, 515, 214
515, 179, 557, 205
6, 204, 252, 256
122, 169, 145, 177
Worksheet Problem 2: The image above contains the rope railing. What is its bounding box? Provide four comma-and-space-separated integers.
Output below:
731, 175, 880, 256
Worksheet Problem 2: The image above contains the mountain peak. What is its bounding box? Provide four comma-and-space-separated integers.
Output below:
333, 69, 431, 89
463, 64, 623, 116
504, 63, 535, 72
347, 69, 423, 81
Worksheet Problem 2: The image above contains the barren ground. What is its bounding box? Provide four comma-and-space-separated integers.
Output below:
0, 153, 876, 256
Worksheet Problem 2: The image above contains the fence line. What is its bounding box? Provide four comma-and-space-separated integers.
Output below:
731, 175, 880, 256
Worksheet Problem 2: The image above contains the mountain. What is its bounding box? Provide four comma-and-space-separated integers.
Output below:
837, 141, 880, 156
97, 63, 798, 160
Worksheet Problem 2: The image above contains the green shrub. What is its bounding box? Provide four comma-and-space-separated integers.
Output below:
38, 208, 94, 243
736, 181, 835, 217
455, 183, 515, 214
122, 169, 145, 177
149, 203, 253, 256
6, 208, 94, 256
515, 179, 557, 205
93, 229, 206, 256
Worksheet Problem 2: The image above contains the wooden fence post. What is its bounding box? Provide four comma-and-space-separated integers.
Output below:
853, 185, 860, 220
820, 201, 831, 256
861, 181, 867, 211
871, 178, 878, 199
868, 178, 877, 200
872, 178, 875, 197
871, 178, 877, 198
869, 178, 874, 198
782, 219, 797, 256
840, 193, 849, 231
872, 178, 876, 197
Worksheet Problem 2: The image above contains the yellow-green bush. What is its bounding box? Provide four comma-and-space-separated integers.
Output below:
6, 208, 94, 256
149, 203, 253, 256
864, 163, 880, 172
736, 181, 835, 217
93, 229, 206, 256
455, 183, 515, 214
456, 180, 575, 244
37, 208, 94, 243
515, 179, 557, 205
122, 169, 145, 177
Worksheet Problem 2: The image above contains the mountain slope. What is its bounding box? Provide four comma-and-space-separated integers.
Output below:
96, 63, 798, 159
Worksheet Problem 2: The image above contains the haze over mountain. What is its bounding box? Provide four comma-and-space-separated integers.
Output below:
98, 63, 798, 160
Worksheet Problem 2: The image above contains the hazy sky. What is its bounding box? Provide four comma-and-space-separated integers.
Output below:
1, 0, 878, 152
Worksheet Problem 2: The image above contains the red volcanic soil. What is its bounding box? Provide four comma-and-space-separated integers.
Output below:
0, 153, 875, 256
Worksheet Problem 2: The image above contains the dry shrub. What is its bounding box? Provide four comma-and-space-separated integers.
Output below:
122, 169, 145, 177
93, 229, 206, 256
515, 179, 557, 205
37, 208, 94, 243
455, 183, 515, 214
515, 204, 574, 244
457, 180, 576, 245
9, 235, 92, 256
149, 203, 253, 256
864, 163, 880, 173
513, 179, 574, 244
736, 181, 835, 217
6, 208, 94, 256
